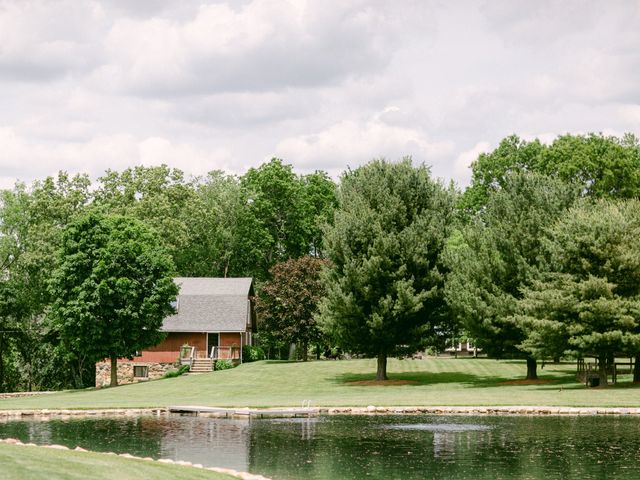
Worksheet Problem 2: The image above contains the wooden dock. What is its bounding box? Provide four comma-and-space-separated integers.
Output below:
168, 405, 319, 418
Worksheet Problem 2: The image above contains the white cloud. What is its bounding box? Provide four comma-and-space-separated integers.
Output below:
0, 127, 137, 179
0, 0, 639, 191
453, 142, 492, 187
138, 137, 235, 175
0, 128, 236, 187
99, 0, 407, 95
618, 105, 640, 127
0, 0, 106, 80
275, 114, 454, 178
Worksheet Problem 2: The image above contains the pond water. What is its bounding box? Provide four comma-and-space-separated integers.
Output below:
1, 414, 640, 479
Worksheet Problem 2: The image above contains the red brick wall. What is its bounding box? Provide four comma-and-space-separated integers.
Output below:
134, 332, 206, 362
220, 332, 242, 347
129, 332, 247, 362
146, 332, 206, 352
132, 351, 180, 363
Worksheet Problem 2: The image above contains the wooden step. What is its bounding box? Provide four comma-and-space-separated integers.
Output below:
189, 358, 214, 373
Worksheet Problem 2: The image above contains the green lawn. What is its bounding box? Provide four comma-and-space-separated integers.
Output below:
0, 443, 236, 480
0, 357, 639, 410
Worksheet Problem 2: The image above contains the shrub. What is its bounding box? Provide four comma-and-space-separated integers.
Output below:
162, 369, 180, 379
215, 360, 233, 371
162, 364, 190, 379
242, 345, 266, 363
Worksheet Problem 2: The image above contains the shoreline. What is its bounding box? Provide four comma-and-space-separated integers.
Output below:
2, 405, 640, 418
0, 437, 270, 480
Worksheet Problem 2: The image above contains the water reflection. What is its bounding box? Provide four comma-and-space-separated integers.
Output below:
1, 415, 640, 479
385, 422, 492, 431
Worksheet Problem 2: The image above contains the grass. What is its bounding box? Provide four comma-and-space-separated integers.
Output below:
0, 443, 236, 480
1, 357, 639, 410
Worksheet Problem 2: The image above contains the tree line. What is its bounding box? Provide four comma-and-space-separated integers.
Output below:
0, 160, 336, 391
1, 132, 639, 390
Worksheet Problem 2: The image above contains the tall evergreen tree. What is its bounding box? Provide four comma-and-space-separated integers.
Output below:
445, 172, 577, 379
320, 158, 455, 380
516, 199, 640, 385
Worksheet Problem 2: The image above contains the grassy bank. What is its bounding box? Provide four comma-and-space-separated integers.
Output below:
0, 443, 238, 480
0, 358, 639, 410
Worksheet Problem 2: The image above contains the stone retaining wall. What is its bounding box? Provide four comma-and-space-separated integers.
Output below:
0, 392, 54, 399
3, 406, 640, 418
95, 361, 176, 387
0, 408, 167, 419
321, 405, 640, 415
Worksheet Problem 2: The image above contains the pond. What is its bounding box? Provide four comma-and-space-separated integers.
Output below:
1, 414, 639, 479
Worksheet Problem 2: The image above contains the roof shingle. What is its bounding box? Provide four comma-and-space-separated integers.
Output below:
162, 277, 254, 333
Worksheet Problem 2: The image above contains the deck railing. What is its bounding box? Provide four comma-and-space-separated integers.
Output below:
179, 346, 196, 366
209, 346, 241, 360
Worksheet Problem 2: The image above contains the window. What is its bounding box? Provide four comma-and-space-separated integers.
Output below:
170, 298, 179, 311
133, 366, 148, 378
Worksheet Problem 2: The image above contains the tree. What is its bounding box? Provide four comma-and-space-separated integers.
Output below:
93, 165, 196, 275
240, 159, 337, 279
320, 158, 456, 381
461, 133, 640, 213
0, 173, 92, 391
445, 173, 577, 379
240, 159, 309, 278
256, 256, 329, 361
300, 171, 338, 258
460, 135, 545, 212
187, 171, 270, 278
515, 199, 640, 385
48, 213, 178, 387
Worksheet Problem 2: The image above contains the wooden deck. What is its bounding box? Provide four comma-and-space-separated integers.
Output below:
168, 405, 318, 418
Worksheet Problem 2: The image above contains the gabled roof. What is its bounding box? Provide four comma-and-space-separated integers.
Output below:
162, 277, 255, 333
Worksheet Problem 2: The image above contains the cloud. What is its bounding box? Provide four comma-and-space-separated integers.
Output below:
0, 128, 235, 188
0, 0, 639, 192
99, 1, 409, 96
137, 137, 235, 175
99, 0, 185, 18
0, 0, 107, 81
618, 105, 640, 127
274, 113, 454, 178
174, 90, 320, 128
453, 142, 492, 187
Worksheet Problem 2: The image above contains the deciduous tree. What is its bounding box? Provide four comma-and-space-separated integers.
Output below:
94, 165, 196, 274
461, 133, 640, 213
48, 213, 178, 387
187, 171, 270, 278
240, 159, 337, 279
256, 256, 329, 361
300, 171, 337, 258
0, 173, 92, 391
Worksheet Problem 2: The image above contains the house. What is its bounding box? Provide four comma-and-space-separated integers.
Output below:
95, 277, 257, 387
444, 338, 480, 357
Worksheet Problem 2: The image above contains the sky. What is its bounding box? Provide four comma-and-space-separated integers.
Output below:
1, 0, 639, 190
